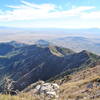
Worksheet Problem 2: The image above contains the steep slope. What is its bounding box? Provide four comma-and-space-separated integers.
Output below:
0, 41, 26, 56
0, 66, 100, 100
15, 65, 100, 100
0, 41, 100, 93
0, 43, 14, 56
59, 65, 100, 100
11, 49, 100, 91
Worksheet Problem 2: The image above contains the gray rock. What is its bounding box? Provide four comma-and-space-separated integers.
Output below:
86, 82, 93, 89
35, 82, 59, 99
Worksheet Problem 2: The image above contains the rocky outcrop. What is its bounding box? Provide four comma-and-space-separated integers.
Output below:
34, 81, 59, 99
22, 80, 59, 99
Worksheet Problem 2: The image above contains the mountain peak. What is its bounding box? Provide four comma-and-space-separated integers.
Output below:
35, 40, 50, 47
8, 41, 26, 48
81, 50, 90, 54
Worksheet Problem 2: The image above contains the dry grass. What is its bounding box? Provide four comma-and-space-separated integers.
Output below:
0, 93, 56, 100
59, 66, 100, 100
61, 75, 100, 88
0, 93, 40, 100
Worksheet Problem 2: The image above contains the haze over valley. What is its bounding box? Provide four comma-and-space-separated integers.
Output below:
0, 27, 100, 55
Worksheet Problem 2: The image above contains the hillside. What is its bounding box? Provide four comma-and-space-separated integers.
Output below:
0, 41, 100, 94
1, 65, 99, 100
59, 65, 100, 100
20, 65, 100, 100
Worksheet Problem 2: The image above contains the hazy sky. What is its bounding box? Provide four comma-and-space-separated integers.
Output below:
0, 0, 100, 28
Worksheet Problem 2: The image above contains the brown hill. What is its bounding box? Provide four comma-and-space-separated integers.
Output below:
59, 65, 100, 100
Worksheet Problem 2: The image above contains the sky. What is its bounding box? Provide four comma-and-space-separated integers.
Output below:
0, 0, 100, 28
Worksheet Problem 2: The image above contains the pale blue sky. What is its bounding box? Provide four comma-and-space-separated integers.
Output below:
0, 0, 100, 28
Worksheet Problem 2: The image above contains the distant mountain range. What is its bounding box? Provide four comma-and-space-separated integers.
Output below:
51, 36, 100, 55
0, 27, 100, 36
0, 41, 100, 93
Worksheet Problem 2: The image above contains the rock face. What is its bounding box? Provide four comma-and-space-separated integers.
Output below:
35, 81, 59, 99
